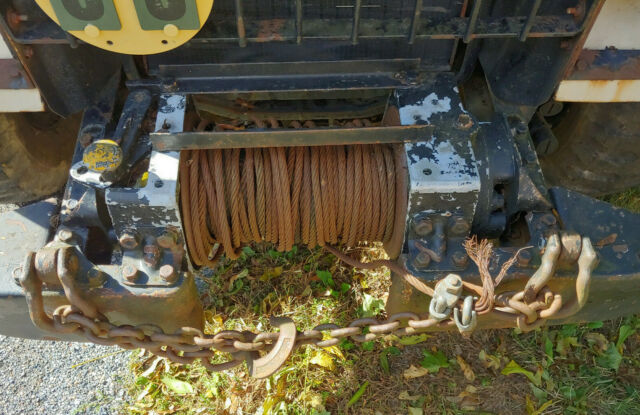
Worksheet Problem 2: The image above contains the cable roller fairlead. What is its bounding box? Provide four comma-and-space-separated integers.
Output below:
35, 0, 214, 54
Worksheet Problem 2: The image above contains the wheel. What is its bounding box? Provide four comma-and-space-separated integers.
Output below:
540, 102, 640, 197
0, 112, 79, 203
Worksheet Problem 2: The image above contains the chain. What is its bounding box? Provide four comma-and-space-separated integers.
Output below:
20, 235, 598, 378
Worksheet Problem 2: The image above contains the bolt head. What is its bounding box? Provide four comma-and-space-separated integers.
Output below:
157, 230, 178, 249
452, 250, 469, 267
444, 274, 462, 289
119, 231, 139, 250
414, 218, 433, 236
57, 229, 74, 242
159, 264, 177, 283
413, 252, 431, 269
450, 217, 471, 235
516, 121, 528, 135
517, 250, 532, 266
122, 265, 139, 283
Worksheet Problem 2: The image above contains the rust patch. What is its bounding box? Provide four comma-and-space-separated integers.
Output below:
257, 19, 286, 42
596, 233, 618, 247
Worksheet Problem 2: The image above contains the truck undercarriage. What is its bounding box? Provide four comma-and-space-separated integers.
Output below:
1, 0, 640, 378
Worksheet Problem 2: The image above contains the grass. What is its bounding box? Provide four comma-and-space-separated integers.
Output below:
125, 191, 640, 415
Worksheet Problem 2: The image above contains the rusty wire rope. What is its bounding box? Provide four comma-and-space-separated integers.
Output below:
180, 142, 403, 267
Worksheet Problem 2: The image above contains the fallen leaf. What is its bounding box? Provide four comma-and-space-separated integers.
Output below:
556, 336, 579, 357
310, 350, 335, 371
478, 350, 500, 370
596, 343, 622, 371
324, 345, 346, 361
228, 268, 248, 291
316, 270, 334, 288
456, 356, 476, 382
420, 349, 449, 373
260, 266, 283, 282
526, 395, 554, 415
403, 365, 430, 379
360, 293, 385, 318
446, 386, 480, 410
585, 332, 608, 352
398, 334, 431, 345
501, 360, 541, 386
347, 381, 369, 408
140, 356, 164, 378
398, 391, 423, 401
616, 325, 636, 351
380, 346, 401, 374
408, 407, 423, 415
161, 376, 194, 395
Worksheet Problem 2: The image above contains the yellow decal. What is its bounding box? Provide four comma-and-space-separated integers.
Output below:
35, 0, 214, 55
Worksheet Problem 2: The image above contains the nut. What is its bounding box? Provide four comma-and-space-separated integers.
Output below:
143, 243, 161, 268
413, 218, 433, 236
413, 252, 431, 269
157, 230, 178, 249
119, 230, 139, 250
517, 249, 532, 266
450, 217, 471, 235
57, 229, 74, 243
451, 250, 469, 268
122, 265, 139, 283
159, 264, 177, 283
515, 121, 528, 135
159, 264, 178, 283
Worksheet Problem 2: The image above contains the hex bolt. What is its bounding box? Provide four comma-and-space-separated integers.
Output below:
515, 121, 528, 135
159, 264, 178, 283
456, 113, 473, 130
143, 242, 161, 268
517, 249, 532, 267
122, 265, 139, 283
57, 229, 74, 243
157, 229, 178, 249
452, 250, 469, 268
119, 230, 139, 250
443, 274, 463, 294
413, 252, 431, 269
450, 217, 471, 235
413, 218, 433, 236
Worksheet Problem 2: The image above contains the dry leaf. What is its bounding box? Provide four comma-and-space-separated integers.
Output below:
408, 408, 423, 415
585, 332, 609, 352
456, 356, 476, 382
310, 350, 335, 370
324, 345, 346, 361
447, 385, 480, 410
399, 391, 424, 401
478, 349, 501, 370
403, 365, 430, 379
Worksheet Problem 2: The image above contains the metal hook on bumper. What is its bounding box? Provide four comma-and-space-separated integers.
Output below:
551, 237, 598, 320
246, 316, 297, 378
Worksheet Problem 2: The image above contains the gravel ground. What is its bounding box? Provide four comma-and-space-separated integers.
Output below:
0, 202, 133, 415
0, 336, 132, 415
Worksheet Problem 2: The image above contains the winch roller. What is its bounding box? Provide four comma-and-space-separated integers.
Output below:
179, 143, 408, 267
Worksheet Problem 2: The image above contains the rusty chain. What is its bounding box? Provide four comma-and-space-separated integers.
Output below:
20, 235, 597, 379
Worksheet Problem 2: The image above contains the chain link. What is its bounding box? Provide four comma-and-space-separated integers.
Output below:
20, 236, 597, 377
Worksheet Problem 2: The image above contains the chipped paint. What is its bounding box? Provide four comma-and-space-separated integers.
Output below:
405, 141, 480, 194
398, 92, 451, 124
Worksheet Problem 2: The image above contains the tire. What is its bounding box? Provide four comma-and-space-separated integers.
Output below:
0, 112, 79, 203
540, 102, 640, 197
